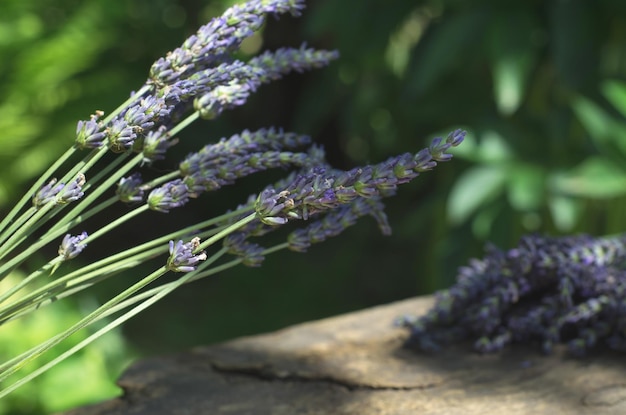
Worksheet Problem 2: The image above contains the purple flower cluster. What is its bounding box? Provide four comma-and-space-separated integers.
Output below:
58, 232, 89, 260
287, 197, 391, 253
149, 0, 306, 87
179, 127, 312, 175
167, 237, 207, 272
147, 180, 189, 213
398, 233, 626, 356
116, 173, 144, 204
72, 0, 336, 157
193, 46, 338, 120
182, 145, 325, 198
32, 174, 86, 208
219, 130, 464, 266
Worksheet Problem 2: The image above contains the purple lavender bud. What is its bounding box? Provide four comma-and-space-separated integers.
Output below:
57, 174, 86, 205
166, 237, 207, 272
123, 103, 155, 133
117, 173, 145, 203
223, 232, 265, 267
32, 174, 86, 208
194, 80, 256, 120
255, 188, 293, 225
447, 128, 466, 147
138, 95, 171, 122
428, 129, 466, 161
107, 119, 137, 153
58, 231, 88, 260
162, 61, 243, 103
32, 179, 65, 208
147, 179, 190, 212
141, 126, 178, 163
75, 112, 106, 149
413, 148, 437, 172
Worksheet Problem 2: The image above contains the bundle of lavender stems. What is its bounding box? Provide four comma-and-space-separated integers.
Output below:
0, 0, 465, 397
398, 233, 626, 356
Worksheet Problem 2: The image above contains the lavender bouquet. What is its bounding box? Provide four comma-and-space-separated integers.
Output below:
399, 233, 626, 356
0, 0, 464, 398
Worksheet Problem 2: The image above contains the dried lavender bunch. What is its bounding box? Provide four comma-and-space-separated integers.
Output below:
0, 0, 464, 399
398, 233, 626, 356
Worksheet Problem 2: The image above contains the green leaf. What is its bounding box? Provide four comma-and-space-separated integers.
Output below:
548, 195, 583, 232
447, 165, 507, 225
406, 11, 487, 95
487, 11, 538, 116
507, 164, 545, 211
549, 157, 626, 199
571, 95, 626, 157
602, 79, 626, 119
551, 0, 599, 88
476, 130, 513, 162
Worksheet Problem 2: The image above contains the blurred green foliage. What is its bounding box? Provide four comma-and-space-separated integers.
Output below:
2, 0, 626, 412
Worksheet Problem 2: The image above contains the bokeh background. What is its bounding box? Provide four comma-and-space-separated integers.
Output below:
1, 0, 626, 413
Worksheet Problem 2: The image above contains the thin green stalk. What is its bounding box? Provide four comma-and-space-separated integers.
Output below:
0, 207, 37, 252
98, 251, 236, 319
0, 83, 150, 238
0, 255, 199, 399
0, 206, 253, 323
88, 205, 150, 243
0, 146, 78, 236
142, 170, 181, 189
42, 153, 131, 236
0, 147, 112, 261
90, 243, 291, 322
196, 212, 258, 252
0, 265, 168, 380
102, 85, 151, 124
0, 258, 62, 306
168, 111, 199, 137
41, 196, 118, 241
0, 202, 57, 267
0, 153, 145, 272
0, 239, 291, 397
0, 254, 149, 326
51, 153, 143, 232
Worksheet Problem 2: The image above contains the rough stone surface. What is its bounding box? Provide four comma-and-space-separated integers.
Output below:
63, 296, 626, 415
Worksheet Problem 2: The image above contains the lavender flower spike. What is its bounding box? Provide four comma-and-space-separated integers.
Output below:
33, 173, 87, 208
194, 46, 338, 120
255, 130, 465, 225
167, 237, 207, 272
58, 232, 88, 260
149, 0, 306, 87
223, 232, 265, 267
288, 197, 391, 253
179, 127, 311, 176
249, 44, 340, 83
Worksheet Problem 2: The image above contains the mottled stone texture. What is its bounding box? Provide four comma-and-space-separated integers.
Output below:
64, 296, 626, 415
